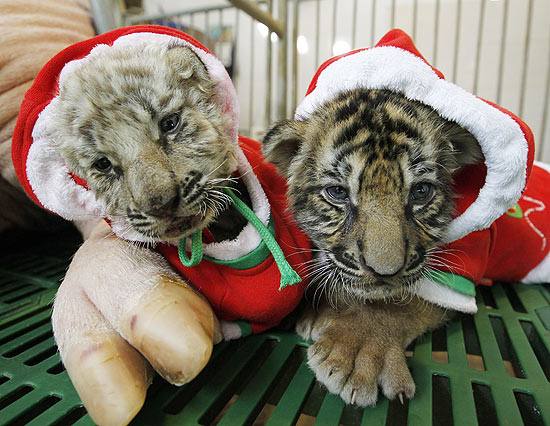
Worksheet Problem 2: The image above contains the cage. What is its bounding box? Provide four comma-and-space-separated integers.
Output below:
2, 0, 550, 425
1, 228, 549, 425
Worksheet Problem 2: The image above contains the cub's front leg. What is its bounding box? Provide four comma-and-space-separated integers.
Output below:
296, 297, 452, 406
52, 221, 222, 426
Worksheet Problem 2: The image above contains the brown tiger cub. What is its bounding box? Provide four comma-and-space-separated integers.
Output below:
262, 87, 482, 406
262, 27, 537, 407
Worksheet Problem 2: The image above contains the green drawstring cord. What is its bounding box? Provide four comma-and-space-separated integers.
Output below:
177, 187, 302, 290
178, 226, 204, 267
224, 188, 302, 289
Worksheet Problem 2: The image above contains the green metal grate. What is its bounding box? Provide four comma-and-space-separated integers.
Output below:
1, 230, 549, 425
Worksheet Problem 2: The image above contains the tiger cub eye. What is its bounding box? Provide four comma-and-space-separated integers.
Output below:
159, 113, 180, 133
325, 186, 349, 202
410, 182, 433, 203
94, 157, 112, 171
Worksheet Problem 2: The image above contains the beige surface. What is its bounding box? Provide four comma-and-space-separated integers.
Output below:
0, 0, 95, 231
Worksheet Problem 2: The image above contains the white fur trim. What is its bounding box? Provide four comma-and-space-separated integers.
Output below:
203, 147, 271, 260
295, 46, 529, 243
522, 251, 550, 284
27, 31, 239, 240
28, 96, 106, 221
413, 277, 478, 313
220, 320, 242, 340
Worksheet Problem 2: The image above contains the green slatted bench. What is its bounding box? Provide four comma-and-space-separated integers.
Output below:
1, 229, 549, 426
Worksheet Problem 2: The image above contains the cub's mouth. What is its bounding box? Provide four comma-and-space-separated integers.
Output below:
318, 251, 420, 302
126, 176, 251, 243
163, 215, 206, 239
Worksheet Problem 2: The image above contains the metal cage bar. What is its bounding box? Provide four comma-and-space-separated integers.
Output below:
115, 0, 550, 172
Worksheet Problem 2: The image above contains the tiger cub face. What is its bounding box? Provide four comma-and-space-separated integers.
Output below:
263, 89, 481, 301
47, 43, 236, 242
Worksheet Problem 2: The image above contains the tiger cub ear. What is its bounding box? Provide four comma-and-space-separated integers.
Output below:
166, 44, 211, 89
442, 121, 483, 172
262, 120, 307, 177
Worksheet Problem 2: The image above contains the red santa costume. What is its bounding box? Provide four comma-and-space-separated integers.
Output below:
295, 29, 547, 313
11, 25, 311, 338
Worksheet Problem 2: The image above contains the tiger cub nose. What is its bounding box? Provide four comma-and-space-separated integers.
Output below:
359, 254, 403, 277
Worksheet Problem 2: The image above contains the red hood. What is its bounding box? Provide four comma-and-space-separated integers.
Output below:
11, 25, 240, 243
295, 29, 535, 243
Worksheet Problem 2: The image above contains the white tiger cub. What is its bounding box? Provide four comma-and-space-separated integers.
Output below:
11, 27, 312, 426
17, 31, 233, 426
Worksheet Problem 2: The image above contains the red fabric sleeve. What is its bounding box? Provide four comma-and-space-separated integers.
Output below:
158, 137, 311, 333
433, 228, 493, 285
12, 25, 214, 208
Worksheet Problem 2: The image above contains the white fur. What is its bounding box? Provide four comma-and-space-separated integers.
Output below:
295, 46, 529, 245
27, 31, 241, 240
412, 277, 478, 313
220, 320, 242, 340
522, 252, 550, 284
202, 148, 271, 260
27, 116, 107, 220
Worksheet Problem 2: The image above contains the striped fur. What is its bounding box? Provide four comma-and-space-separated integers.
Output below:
264, 88, 481, 303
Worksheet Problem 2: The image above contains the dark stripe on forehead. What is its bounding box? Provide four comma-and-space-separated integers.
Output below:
397, 166, 404, 189
322, 169, 343, 180
378, 136, 401, 161
360, 159, 403, 192
159, 96, 173, 112
332, 117, 367, 148
367, 89, 388, 108
332, 90, 371, 122
358, 167, 366, 194
332, 140, 369, 168
139, 96, 157, 118
78, 123, 96, 146
385, 117, 421, 141
124, 108, 141, 125
411, 153, 427, 167
125, 91, 157, 118
332, 99, 356, 123
365, 150, 379, 166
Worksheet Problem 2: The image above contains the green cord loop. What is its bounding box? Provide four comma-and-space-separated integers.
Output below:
178, 227, 204, 267
176, 187, 302, 290
223, 188, 302, 290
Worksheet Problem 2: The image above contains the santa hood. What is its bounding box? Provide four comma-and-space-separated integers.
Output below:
296, 29, 535, 244
12, 26, 273, 245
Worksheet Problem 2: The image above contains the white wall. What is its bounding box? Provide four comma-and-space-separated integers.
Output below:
144, 0, 550, 162
143, 0, 227, 14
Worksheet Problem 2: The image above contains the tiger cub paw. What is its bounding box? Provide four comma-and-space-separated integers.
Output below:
301, 307, 416, 406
